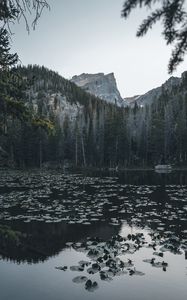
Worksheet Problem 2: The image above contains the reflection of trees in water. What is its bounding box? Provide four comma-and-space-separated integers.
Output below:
0, 221, 121, 263
150, 185, 169, 208
127, 183, 186, 240
117, 170, 187, 185
0, 170, 187, 264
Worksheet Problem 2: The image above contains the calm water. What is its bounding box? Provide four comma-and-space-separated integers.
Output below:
0, 170, 186, 300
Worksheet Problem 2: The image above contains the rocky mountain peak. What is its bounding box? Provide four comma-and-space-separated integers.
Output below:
71, 72, 127, 107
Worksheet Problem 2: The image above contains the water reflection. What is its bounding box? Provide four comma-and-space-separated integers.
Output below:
0, 221, 121, 263
0, 170, 187, 299
0, 170, 186, 264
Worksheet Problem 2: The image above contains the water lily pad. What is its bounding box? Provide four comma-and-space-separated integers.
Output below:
72, 276, 88, 284
70, 266, 84, 271
129, 269, 145, 276
85, 280, 99, 292
55, 266, 68, 271
78, 260, 91, 267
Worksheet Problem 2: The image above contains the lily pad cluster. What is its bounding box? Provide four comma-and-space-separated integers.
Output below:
54, 231, 185, 292
0, 171, 186, 243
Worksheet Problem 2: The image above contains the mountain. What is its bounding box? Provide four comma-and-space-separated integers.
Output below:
1, 65, 120, 168
71, 73, 127, 107
71, 72, 183, 108
2, 65, 187, 169
124, 75, 182, 107
17, 65, 109, 127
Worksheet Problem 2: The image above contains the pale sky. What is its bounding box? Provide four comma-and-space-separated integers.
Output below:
11, 0, 187, 97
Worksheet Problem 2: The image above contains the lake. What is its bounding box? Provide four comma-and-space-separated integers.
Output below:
0, 170, 186, 300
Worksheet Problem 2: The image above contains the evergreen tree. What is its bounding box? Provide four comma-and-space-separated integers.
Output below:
122, 0, 187, 73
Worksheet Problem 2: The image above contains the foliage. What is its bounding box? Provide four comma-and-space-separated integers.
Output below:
2, 65, 187, 169
0, 0, 50, 31
0, 28, 18, 69
0, 225, 23, 245
122, 0, 187, 73
0, 66, 55, 168
0, 0, 51, 131
0, 69, 29, 133
32, 117, 55, 134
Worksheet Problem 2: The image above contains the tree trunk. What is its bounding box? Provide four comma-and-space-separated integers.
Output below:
81, 135, 86, 167
75, 134, 78, 166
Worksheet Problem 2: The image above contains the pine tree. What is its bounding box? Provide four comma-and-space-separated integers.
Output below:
0, 29, 18, 69
122, 0, 187, 73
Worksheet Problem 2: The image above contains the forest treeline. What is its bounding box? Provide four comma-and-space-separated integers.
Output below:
1, 65, 187, 169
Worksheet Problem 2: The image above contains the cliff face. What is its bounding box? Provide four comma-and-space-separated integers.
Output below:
71, 73, 127, 106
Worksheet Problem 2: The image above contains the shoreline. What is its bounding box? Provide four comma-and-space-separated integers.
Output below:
1, 166, 187, 172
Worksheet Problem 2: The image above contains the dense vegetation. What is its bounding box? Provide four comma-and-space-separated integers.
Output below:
1, 65, 187, 169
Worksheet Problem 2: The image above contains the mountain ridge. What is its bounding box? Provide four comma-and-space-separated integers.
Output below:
71, 72, 127, 107
70, 71, 187, 108
2, 64, 187, 168
124, 75, 183, 107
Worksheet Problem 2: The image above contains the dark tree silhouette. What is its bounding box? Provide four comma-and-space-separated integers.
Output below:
0, 0, 50, 32
122, 0, 187, 73
0, 1, 51, 138
0, 28, 18, 69
0, 0, 50, 68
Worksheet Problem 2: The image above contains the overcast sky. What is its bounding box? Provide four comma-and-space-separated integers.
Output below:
11, 0, 187, 97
